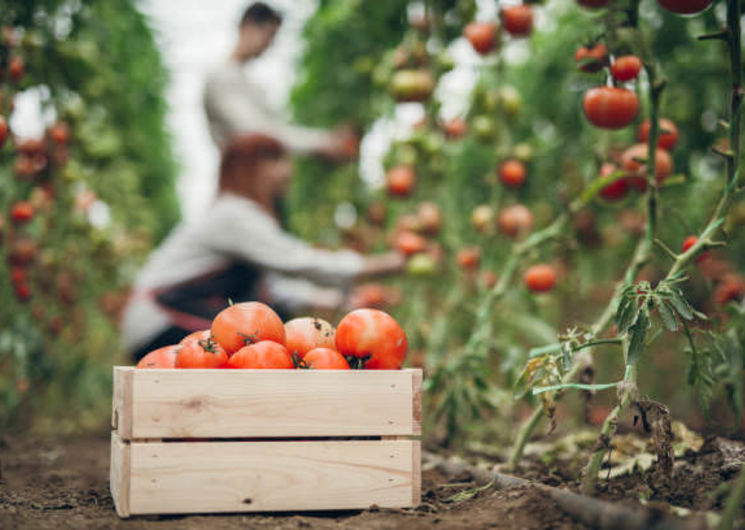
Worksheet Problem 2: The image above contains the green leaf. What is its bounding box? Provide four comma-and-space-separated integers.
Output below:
532, 381, 618, 395
655, 297, 678, 331
626, 310, 649, 365
669, 288, 694, 321
616, 294, 639, 333
529, 343, 561, 358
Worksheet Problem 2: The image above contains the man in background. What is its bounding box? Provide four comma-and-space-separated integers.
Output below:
203, 2, 353, 157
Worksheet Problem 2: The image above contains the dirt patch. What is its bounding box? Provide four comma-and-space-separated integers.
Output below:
0, 433, 588, 529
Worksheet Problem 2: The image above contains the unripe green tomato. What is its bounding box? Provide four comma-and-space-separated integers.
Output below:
499, 85, 522, 117
514, 142, 533, 162
395, 144, 419, 166
436, 52, 455, 72
407, 253, 437, 276
472, 115, 497, 142
422, 133, 444, 155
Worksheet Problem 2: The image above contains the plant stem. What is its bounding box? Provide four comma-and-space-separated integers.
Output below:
505, 235, 650, 472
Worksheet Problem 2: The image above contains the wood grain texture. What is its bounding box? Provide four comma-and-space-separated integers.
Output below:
412, 440, 421, 506
412, 369, 423, 435
110, 432, 131, 518
113, 367, 422, 439
112, 367, 133, 439
126, 440, 417, 514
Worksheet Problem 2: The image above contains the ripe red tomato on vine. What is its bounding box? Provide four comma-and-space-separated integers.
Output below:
499, 159, 527, 189
574, 43, 608, 73
524, 264, 557, 292
10, 201, 34, 223
386, 165, 417, 197
583, 86, 639, 129
500, 6, 533, 37
638, 118, 679, 150
0, 116, 8, 148
394, 230, 427, 256
464, 21, 499, 55
498, 204, 534, 238
620, 143, 673, 185
656, 0, 713, 14
610, 55, 643, 82
456, 247, 481, 270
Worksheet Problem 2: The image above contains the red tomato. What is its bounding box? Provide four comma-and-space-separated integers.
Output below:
638, 118, 679, 151
211, 301, 286, 355
180, 329, 210, 345
583, 87, 639, 129
48, 122, 71, 144
713, 275, 745, 306
137, 345, 179, 369
498, 204, 534, 238
682, 235, 710, 263
366, 201, 387, 225
14, 282, 31, 301
499, 159, 527, 189
336, 309, 408, 370
456, 247, 481, 270
8, 56, 24, 82
574, 43, 608, 73
577, 0, 610, 8
394, 230, 427, 256
500, 6, 533, 37
13, 155, 36, 178
656, 0, 713, 14
417, 201, 442, 235
7, 237, 37, 266
464, 22, 499, 55
284, 317, 336, 358
10, 266, 25, 284
227, 340, 294, 369
524, 264, 557, 292
15, 138, 45, 155
599, 162, 629, 201
10, 201, 34, 223
175, 338, 228, 368
303, 347, 350, 370
443, 117, 467, 139
620, 143, 673, 184
386, 165, 417, 197
0, 116, 8, 148
481, 270, 498, 288
610, 55, 643, 82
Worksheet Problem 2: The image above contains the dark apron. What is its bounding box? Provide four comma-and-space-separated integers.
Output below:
132, 262, 291, 362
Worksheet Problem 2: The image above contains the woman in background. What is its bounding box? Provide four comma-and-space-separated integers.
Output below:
121, 134, 402, 362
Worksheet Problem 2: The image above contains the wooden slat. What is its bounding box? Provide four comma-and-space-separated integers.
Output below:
112, 367, 133, 439
127, 439, 417, 514
412, 440, 421, 507
412, 369, 423, 435
110, 432, 131, 518
113, 367, 422, 439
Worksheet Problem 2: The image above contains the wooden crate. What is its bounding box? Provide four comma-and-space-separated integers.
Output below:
110, 366, 422, 517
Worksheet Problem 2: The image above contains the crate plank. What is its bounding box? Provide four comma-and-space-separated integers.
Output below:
110, 432, 131, 517
125, 439, 417, 514
113, 367, 421, 439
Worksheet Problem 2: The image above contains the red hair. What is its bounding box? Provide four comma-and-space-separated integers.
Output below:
219, 133, 285, 186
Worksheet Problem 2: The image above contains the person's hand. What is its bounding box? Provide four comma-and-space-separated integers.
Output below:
319, 126, 359, 161
361, 251, 405, 277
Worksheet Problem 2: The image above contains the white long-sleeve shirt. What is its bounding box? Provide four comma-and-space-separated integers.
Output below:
121, 193, 364, 352
203, 59, 334, 152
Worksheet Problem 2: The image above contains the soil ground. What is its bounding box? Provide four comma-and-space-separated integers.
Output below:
0, 430, 741, 529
